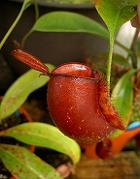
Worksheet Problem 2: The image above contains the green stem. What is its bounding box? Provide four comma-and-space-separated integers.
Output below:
21, 0, 39, 48
128, 29, 139, 69
107, 35, 114, 93
21, 30, 32, 48
33, 0, 39, 20
0, 0, 31, 50
115, 40, 133, 55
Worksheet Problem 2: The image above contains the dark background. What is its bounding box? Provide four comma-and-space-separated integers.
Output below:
0, 0, 108, 93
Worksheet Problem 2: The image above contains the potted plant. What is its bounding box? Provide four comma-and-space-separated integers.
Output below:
0, 0, 140, 178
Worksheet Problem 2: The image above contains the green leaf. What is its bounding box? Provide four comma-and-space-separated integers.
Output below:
95, 0, 137, 88
112, 69, 136, 125
0, 122, 81, 164
32, 11, 109, 39
0, 144, 61, 179
95, 0, 137, 37
0, 64, 54, 121
110, 70, 136, 138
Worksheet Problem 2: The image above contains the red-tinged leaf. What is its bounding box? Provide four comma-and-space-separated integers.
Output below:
0, 144, 61, 179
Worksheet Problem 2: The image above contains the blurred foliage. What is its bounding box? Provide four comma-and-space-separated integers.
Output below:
43, 0, 91, 4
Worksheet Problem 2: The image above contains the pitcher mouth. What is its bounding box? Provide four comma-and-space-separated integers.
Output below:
50, 61, 105, 82
50, 72, 103, 83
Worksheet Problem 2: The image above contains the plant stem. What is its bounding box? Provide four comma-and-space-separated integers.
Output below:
115, 40, 133, 55
128, 28, 139, 68
0, 0, 31, 50
21, 0, 39, 48
107, 29, 139, 92
107, 35, 114, 93
33, 0, 39, 20
21, 30, 32, 48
